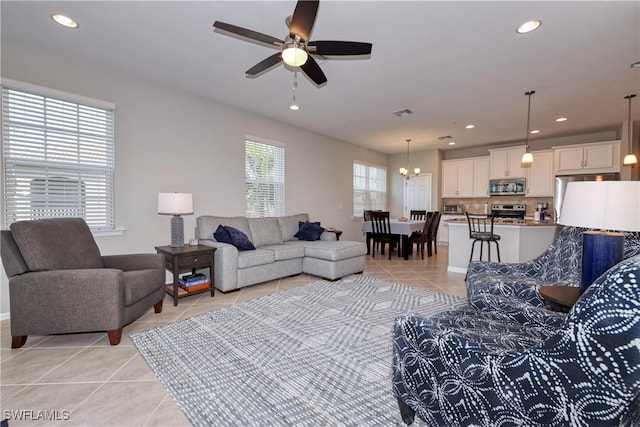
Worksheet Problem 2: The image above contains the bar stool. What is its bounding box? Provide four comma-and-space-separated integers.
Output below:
465, 213, 500, 279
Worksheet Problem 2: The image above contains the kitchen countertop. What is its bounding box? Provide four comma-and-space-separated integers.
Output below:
446, 218, 557, 226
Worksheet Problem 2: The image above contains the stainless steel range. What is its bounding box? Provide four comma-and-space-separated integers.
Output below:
491, 204, 526, 219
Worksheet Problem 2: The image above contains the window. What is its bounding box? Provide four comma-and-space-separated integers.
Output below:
245, 138, 285, 218
2, 81, 115, 231
353, 161, 387, 217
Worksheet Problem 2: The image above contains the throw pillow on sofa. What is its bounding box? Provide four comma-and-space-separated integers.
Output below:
295, 221, 325, 241
214, 224, 256, 251
214, 224, 231, 243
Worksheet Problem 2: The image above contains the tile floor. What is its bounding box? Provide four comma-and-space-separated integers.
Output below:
0, 245, 467, 426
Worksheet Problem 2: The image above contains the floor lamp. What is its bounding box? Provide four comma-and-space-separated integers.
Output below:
558, 181, 640, 293
158, 192, 193, 247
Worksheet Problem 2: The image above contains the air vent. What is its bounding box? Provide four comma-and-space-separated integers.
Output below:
392, 108, 413, 117
438, 135, 453, 140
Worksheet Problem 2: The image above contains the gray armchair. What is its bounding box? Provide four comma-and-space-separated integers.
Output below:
1, 218, 165, 348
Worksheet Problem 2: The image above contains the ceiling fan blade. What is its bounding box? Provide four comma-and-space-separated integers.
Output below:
307, 41, 372, 56
213, 21, 282, 46
300, 56, 327, 86
246, 53, 283, 76
289, 0, 319, 43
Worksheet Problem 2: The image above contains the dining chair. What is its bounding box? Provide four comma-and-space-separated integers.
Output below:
410, 210, 427, 220
363, 210, 374, 255
409, 214, 435, 259
427, 212, 441, 256
370, 211, 401, 259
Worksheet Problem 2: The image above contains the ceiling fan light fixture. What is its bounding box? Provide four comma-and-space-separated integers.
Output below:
282, 45, 308, 67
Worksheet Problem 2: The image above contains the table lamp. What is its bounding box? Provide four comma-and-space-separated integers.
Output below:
158, 192, 193, 247
558, 181, 640, 293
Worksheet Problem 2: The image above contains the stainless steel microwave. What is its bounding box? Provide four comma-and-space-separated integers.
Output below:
489, 178, 526, 196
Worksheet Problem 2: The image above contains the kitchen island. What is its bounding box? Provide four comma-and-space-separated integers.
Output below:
447, 219, 561, 274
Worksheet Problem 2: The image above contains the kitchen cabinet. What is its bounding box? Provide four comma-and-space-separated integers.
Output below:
473, 157, 490, 197
553, 140, 621, 174
489, 146, 527, 178
525, 150, 553, 197
438, 214, 466, 244
442, 159, 474, 198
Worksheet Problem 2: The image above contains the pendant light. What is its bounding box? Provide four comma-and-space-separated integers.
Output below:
623, 94, 637, 166
521, 90, 535, 164
399, 139, 420, 180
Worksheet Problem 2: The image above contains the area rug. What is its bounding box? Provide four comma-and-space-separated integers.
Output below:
132, 275, 466, 426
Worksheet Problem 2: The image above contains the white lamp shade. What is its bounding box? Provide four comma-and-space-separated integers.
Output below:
157, 192, 193, 215
558, 181, 640, 232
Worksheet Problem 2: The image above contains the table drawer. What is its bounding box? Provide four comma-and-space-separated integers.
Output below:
177, 254, 211, 269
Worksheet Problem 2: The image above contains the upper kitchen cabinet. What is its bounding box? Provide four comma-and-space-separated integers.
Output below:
442, 158, 475, 198
489, 146, 527, 179
553, 140, 621, 174
525, 150, 553, 197
473, 157, 490, 197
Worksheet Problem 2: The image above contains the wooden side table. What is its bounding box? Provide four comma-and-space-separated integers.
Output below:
155, 245, 216, 306
539, 285, 580, 313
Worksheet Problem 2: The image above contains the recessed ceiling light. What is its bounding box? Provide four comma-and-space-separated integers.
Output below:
448, 141, 456, 146
631, 61, 640, 68
465, 124, 475, 129
51, 14, 78, 28
556, 117, 568, 122
516, 20, 541, 34
530, 130, 540, 134
289, 104, 299, 111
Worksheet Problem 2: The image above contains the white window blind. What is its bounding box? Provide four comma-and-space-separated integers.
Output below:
2, 85, 115, 231
353, 161, 387, 217
245, 138, 285, 218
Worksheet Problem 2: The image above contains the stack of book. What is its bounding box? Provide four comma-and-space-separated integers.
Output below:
179, 273, 210, 292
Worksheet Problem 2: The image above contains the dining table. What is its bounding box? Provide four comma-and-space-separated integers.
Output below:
361, 219, 425, 260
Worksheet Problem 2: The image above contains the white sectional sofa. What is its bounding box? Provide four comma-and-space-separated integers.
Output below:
195, 213, 367, 292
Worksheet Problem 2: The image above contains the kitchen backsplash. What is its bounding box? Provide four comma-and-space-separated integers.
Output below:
441, 197, 554, 217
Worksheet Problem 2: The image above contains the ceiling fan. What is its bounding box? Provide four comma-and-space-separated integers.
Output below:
212, 0, 372, 86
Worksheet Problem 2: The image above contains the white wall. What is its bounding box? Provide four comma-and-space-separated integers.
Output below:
0, 39, 388, 316
389, 149, 442, 217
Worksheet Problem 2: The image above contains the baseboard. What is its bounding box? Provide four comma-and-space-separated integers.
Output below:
447, 266, 467, 274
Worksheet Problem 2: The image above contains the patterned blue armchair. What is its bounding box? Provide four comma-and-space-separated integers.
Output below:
466, 227, 640, 307
392, 254, 640, 426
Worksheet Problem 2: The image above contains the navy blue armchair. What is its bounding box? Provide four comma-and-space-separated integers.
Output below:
466, 227, 640, 307
393, 254, 640, 426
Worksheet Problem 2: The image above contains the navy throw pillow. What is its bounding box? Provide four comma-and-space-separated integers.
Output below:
213, 224, 232, 244
295, 221, 325, 241
225, 226, 256, 251
298, 221, 321, 229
